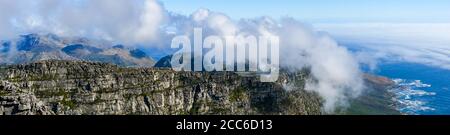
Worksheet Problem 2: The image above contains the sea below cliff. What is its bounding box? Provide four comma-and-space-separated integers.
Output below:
374, 62, 450, 115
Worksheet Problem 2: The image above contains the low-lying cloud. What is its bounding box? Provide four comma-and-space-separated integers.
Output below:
276, 19, 365, 112
316, 23, 450, 70
165, 10, 365, 112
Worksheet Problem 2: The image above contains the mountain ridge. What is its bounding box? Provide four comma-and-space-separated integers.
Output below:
0, 34, 155, 67
0, 60, 322, 115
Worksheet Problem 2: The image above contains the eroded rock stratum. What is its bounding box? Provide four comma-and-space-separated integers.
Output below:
0, 60, 322, 115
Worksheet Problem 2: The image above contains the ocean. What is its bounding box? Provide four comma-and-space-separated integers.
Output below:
374, 62, 450, 115
340, 41, 450, 115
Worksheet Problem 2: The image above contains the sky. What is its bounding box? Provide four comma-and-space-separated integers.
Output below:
163, 0, 450, 23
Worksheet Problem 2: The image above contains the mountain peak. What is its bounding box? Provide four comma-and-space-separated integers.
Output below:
112, 44, 125, 49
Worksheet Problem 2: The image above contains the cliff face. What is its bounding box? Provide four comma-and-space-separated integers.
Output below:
0, 60, 322, 115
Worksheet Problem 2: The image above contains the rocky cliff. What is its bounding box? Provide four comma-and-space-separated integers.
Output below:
0, 60, 322, 115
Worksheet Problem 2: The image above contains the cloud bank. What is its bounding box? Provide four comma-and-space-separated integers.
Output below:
0, 0, 365, 112
164, 10, 365, 112
316, 23, 450, 70
0, 0, 165, 45
276, 19, 365, 112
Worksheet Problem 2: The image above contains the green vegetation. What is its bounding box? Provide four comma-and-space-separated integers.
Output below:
205, 100, 230, 114
60, 89, 77, 109
139, 92, 151, 97
0, 91, 8, 96
337, 88, 400, 115
123, 93, 134, 100
175, 110, 190, 115
60, 98, 76, 109
229, 86, 247, 102
35, 88, 68, 97
31, 84, 41, 90
0, 66, 6, 77
7, 76, 22, 82
39, 74, 58, 81
209, 107, 229, 114
189, 101, 202, 115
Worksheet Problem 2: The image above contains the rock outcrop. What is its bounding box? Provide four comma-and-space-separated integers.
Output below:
0, 60, 322, 115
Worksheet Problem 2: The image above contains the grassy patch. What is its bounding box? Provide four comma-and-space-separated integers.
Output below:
60, 92, 77, 109
31, 84, 41, 90
7, 76, 22, 82
0, 91, 9, 96
60, 99, 76, 109
230, 86, 247, 102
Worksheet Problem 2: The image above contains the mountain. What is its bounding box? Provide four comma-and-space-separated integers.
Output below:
339, 74, 400, 115
0, 34, 155, 67
154, 54, 251, 71
0, 60, 399, 115
0, 60, 322, 115
154, 54, 173, 68
1, 41, 11, 53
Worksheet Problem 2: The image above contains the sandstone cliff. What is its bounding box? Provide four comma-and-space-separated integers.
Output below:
0, 60, 322, 115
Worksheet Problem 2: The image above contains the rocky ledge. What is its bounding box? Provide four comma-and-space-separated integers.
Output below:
0, 60, 322, 115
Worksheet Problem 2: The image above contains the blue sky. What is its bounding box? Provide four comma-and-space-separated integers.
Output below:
163, 0, 450, 23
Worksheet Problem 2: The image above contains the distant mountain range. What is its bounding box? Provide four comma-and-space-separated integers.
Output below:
0, 34, 155, 67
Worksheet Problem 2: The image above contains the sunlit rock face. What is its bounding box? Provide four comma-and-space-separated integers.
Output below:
0, 60, 322, 115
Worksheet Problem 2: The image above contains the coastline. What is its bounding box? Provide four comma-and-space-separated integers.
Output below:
340, 74, 401, 115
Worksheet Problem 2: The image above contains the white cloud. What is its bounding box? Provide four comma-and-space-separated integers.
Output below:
132, 0, 165, 43
316, 23, 450, 70
276, 19, 365, 112
192, 8, 210, 22
167, 15, 365, 112
0, 0, 165, 45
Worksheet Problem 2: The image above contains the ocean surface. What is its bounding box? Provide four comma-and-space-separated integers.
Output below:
374, 62, 450, 115
339, 41, 450, 115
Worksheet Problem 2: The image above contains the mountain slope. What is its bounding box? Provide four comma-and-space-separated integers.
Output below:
340, 74, 400, 115
0, 34, 155, 67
